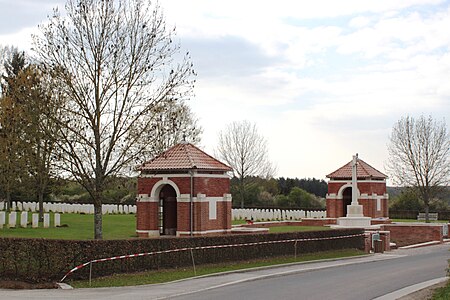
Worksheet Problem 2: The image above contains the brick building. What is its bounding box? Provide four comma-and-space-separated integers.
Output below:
326, 158, 389, 219
136, 143, 232, 237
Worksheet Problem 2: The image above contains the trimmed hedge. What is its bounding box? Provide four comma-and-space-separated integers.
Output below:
0, 228, 364, 283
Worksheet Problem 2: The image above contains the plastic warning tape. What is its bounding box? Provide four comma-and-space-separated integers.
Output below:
60, 233, 364, 282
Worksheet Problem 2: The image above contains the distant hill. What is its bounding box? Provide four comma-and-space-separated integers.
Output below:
387, 186, 403, 198
387, 186, 450, 202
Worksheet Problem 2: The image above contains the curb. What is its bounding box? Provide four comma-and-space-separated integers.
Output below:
372, 277, 448, 300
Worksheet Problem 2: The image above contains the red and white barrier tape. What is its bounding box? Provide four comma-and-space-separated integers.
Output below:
60, 233, 364, 282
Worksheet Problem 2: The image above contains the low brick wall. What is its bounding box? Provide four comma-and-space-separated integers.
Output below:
371, 219, 392, 225
241, 219, 337, 228
381, 223, 444, 247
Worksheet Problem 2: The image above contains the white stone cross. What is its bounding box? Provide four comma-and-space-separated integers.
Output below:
351, 153, 358, 205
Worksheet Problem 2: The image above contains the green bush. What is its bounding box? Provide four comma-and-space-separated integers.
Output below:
0, 228, 364, 283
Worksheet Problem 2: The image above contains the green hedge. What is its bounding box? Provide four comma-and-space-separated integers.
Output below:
0, 228, 364, 283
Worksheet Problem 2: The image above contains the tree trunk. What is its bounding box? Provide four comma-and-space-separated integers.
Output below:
5, 192, 11, 212
5, 182, 11, 211
38, 190, 44, 222
94, 203, 103, 240
239, 178, 245, 209
425, 204, 430, 223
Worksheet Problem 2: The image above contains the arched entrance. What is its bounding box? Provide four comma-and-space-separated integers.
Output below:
342, 187, 352, 216
159, 184, 177, 235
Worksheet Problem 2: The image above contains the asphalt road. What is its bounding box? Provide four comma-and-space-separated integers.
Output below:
172, 245, 449, 300
1, 244, 448, 300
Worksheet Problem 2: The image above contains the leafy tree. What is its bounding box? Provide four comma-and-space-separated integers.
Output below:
388, 115, 450, 222
0, 50, 28, 210
216, 120, 275, 208
278, 177, 327, 197
389, 188, 424, 211
33, 0, 195, 239
12, 65, 61, 220
287, 187, 322, 208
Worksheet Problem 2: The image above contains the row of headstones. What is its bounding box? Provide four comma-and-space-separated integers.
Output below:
0, 201, 137, 215
232, 208, 327, 221
0, 211, 60, 229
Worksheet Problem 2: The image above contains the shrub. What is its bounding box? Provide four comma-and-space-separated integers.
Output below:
0, 228, 364, 283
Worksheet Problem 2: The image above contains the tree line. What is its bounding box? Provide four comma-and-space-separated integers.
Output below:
0, 0, 201, 239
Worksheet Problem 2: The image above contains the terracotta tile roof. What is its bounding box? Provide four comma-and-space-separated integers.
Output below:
326, 158, 387, 180
138, 143, 232, 172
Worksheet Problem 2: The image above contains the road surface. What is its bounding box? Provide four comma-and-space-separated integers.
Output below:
1, 243, 448, 300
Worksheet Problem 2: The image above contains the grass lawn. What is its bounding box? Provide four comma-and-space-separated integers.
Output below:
70, 248, 365, 288
391, 219, 448, 223
269, 225, 331, 233
0, 214, 329, 239
0, 213, 137, 240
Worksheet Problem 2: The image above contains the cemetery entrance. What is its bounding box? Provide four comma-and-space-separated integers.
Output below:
159, 184, 177, 235
342, 187, 352, 216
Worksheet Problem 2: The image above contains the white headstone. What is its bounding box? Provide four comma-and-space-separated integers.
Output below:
11, 201, 17, 211
17, 202, 23, 211
20, 211, 28, 228
32, 213, 39, 228
43, 213, 50, 228
54, 213, 61, 227
0, 211, 5, 229
8, 212, 17, 228
0, 201, 4, 211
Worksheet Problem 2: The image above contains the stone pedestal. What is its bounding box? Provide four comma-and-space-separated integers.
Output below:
337, 216, 372, 227
334, 204, 372, 228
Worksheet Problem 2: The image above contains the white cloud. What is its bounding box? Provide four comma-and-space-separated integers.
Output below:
349, 16, 372, 28
1, 0, 449, 179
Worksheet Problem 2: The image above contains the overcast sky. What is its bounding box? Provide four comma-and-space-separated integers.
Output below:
0, 0, 449, 181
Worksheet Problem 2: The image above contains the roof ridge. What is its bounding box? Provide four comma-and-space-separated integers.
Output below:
138, 143, 232, 171
358, 158, 387, 178
184, 143, 195, 168
326, 157, 387, 179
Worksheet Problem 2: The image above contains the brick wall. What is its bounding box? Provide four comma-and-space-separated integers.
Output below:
137, 173, 231, 237
136, 202, 158, 231
194, 177, 230, 196
137, 178, 160, 195
326, 198, 344, 218
381, 224, 443, 247
328, 180, 386, 195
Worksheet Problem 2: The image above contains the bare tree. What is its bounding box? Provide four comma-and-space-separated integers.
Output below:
145, 101, 202, 157
33, 0, 195, 239
216, 120, 275, 208
387, 115, 450, 222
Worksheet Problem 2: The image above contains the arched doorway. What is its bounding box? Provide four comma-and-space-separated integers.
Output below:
159, 184, 177, 235
342, 187, 352, 216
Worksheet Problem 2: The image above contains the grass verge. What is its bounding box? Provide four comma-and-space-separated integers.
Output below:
432, 280, 450, 299
70, 249, 365, 288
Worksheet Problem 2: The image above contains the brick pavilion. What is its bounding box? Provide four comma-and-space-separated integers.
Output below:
136, 143, 233, 237
326, 158, 389, 219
